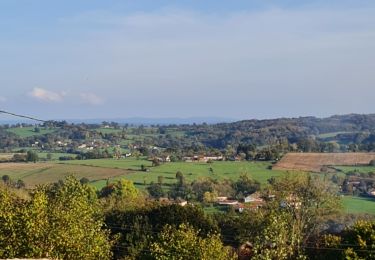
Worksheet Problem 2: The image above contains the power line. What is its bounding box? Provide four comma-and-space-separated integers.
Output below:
0, 109, 48, 123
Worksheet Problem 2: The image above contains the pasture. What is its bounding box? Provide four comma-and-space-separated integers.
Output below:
334, 165, 375, 174
6, 126, 56, 137
342, 196, 375, 214
62, 159, 286, 188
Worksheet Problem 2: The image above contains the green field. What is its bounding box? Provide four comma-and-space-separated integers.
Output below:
95, 127, 124, 134
37, 152, 75, 160
334, 165, 375, 174
342, 196, 375, 214
7, 127, 56, 137
62, 159, 283, 185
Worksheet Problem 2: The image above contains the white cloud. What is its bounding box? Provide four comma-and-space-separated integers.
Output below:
80, 92, 104, 105
0, 96, 6, 103
29, 87, 66, 102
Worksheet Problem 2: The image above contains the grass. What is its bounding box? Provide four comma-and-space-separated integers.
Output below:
318, 131, 354, 139
95, 127, 124, 134
334, 165, 375, 174
0, 162, 130, 188
7, 127, 56, 137
61, 159, 286, 190
61, 157, 152, 170
342, 196, 375, 214
37, 152, 75, 160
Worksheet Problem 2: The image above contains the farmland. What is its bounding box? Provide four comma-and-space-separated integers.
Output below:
6, 126, 56, 137
1, 158, 285, 189
1, 156, 375, 214
58, 159, 286, 189
0, 162, 130, 188
274, 152, 375, 172
65, 160, 287, 189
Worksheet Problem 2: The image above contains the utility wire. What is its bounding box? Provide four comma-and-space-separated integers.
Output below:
0, 109, 48, 123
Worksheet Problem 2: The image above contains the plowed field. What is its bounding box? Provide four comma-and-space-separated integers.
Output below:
273, 153, 375, 172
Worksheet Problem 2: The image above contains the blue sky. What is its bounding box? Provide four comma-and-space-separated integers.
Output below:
1, 0, 375, 120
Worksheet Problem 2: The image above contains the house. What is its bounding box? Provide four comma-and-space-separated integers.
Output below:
234, 203, 246, 213
216, 196, 228, 202
244, 192, 264, 203
183, 155, 224, 162
218, 200, 239, 206
176, 199, 188, 207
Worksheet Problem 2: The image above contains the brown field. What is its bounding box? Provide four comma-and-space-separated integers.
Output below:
0, 162, 132, 187
0, 153, 17, 161
273, 152, 375, 172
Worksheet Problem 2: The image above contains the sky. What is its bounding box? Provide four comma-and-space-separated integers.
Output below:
0, 0, 375, 121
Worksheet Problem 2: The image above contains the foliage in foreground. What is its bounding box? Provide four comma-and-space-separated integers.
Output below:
0, 176, 112, 259
150, 224, 236, 260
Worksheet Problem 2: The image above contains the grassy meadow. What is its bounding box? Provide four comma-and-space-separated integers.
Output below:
342, 196, 375, 214
334, 165, 375, 174
61, 159, 286, 187
6, 126, 56, 137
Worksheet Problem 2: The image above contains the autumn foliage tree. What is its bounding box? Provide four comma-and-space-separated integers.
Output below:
0, 176, 112, 259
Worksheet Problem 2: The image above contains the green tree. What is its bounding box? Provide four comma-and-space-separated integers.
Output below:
46, 153, 53, 160
233, 173, 260, 198
254, 173, 341, 259
147, 182, 165, 199
151, 224, 236, 260
100, 179, 139, 199
157, 175, 164, 185
26, 150, 38, 163
1, 175, 10, 185
0, 176, 112, 259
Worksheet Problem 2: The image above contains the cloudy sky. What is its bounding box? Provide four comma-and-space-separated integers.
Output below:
0, 0, 375, 121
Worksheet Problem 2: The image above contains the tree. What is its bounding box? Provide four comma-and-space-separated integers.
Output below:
152, 158, 161, 167
15, 179, 25, 189
176, 171, 184, 185
258, 173, 341, 258
79, 177, 90, 185
203, 191, 218, 205
1, 175, 10, 185
151, 224, 236, 260
233, 173, 260, 198
147, 182, 165, 199
0, 176, 112, 259
26, 150, 38, 163
252, 210, 305, 260
106, 204, 218, 259
157, 175, 164, 185
46, 153, 53, 160
99, 179, 139, 200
